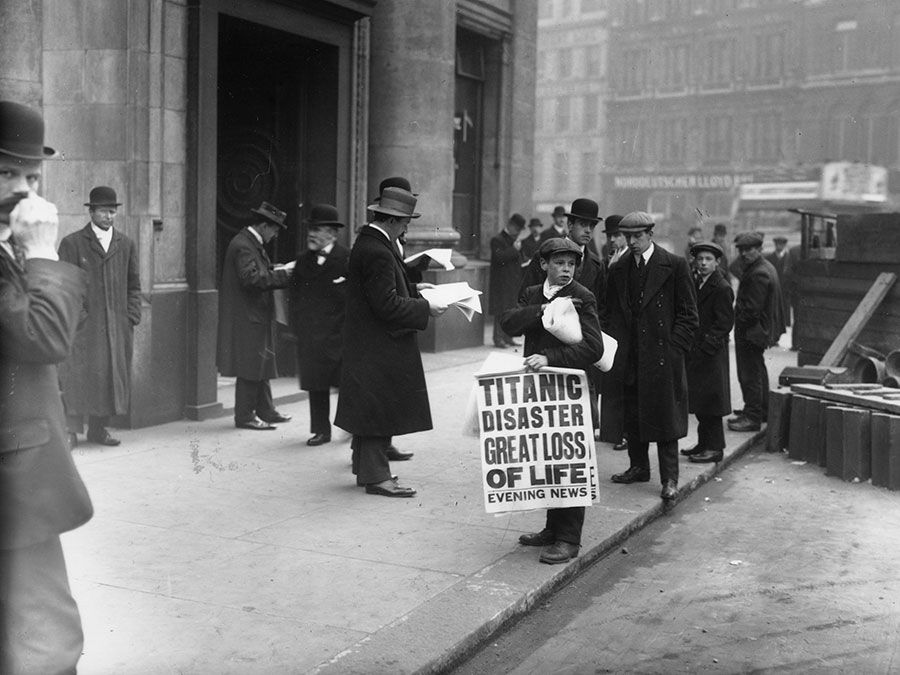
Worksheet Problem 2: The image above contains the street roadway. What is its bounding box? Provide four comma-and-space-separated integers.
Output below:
453, 448, 900, 674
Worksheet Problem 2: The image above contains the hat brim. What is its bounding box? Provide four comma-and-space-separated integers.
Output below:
84, 201, 122, 207
251, 208, 287, 228
564, 212, 602, 223
304, 220, 345, 228
367, 204, 421, 219
0, 144, 56, 160
690, 244, 722, 258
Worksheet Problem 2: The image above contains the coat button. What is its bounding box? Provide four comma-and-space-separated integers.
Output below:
658, 359, 665, 366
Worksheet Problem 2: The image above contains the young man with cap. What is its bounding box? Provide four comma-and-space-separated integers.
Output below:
216, 201, 295, 431
729, 232, 786, 432
682, 241, 734, 463
501, 237, 604, 564
335, 187, 448, 498
521, 217, 544, 260
540, 205, 568, 242
489, 213, 526, 348
601, 212, 698, 501
0, 100, 93, 674
58, 186, 141, 446
288, 204, 350, 447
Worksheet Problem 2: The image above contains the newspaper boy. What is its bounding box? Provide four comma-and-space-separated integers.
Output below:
500, 237, 604, 564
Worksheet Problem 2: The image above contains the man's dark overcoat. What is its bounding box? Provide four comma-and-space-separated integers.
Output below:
686, 268, 734, 417
488, 230, 523, 316
600, 246, 698, 443
735, 255, 786, 349
0, 252, 93, 550
520, 244, 607, 321
216, 227, 290, 380
288, 243, 349, 391
335, 226, 432, 437
764, 250, 791, 325
58, 225, 141, 416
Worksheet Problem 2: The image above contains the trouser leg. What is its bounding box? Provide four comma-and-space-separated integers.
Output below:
352, 435, 392, 485
623, 383, 650, 471
308, 390, 331, 435
545, 507, 585, 545
697, 414, 725, 451
87, 415, 108, 434
235, 378, 259, 424
255, 379, 275, 420
736, 340, 765, 423
657, 440, 679, 484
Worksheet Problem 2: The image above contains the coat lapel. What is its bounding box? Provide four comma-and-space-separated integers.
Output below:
612, 251, 632, 316
640, 247, 673, 309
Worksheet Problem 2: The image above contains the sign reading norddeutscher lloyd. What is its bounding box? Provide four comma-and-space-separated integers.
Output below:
613, 172, 756, 191
476, 367, 599, 514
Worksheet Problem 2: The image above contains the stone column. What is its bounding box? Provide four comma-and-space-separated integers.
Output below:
0, 0, 42, 106
367, 0, 458, 252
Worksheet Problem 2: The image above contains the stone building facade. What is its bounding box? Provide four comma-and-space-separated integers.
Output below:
1, 0, 537, 427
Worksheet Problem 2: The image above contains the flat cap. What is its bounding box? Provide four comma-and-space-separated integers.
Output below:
690, 241, 724, 259
773, 235, 788, 243
539, 237, 583, 262
618, 211, 655, 232
734, 231, 764, 248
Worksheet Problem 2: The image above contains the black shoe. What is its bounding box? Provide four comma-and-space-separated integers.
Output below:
689, 449, 724, 463
539, 541, 580, 565
386, 445, 414, 461
611, 466, 650, 483
728, 416, 761, 432
260, 411, 292, 424
727, 410, 745, 423
519, 529, 555, 547
86, 428, 120, 446
67, 432, 78, 449
680, 444, 705, 457
307, 433, 331, 446
660, 479, 678, 501
612, 438, 628, 452
236, 416, 276, 431
365, 478, 416, 498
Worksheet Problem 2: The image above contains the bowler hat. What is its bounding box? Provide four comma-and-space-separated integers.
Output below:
367, 187, 421, 219
84, 186, 121, 207
0, 101, 56, 159
552, 205, 566, 217
734, 231, 764, 249
528, 218, 543, 229
304, 204, 344, 228
250, 201, 288, 228
618, 211, 655, 233
564, 198, 602, 223
373, 176, 418, 202
713, 223, 728, 236
539, 237, 582, 262
603, 214, 624, 234
690, 241, 724, 259
509, 213, 526, 228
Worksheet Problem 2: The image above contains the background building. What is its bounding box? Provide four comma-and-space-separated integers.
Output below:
1, 0, 537, 427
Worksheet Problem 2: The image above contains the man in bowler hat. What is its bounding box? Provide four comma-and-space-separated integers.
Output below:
288, 204, 350, 446
602, 212, 697, 501
541, 205, 568, 242
217, 201, 295, 430
0, 100, 93, 673
335, 187, 448, 497
58, 186, 142, 446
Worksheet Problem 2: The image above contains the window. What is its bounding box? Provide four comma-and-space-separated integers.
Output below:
581, 151, 597, 193
554, 151, 569, 195
662, 44, 689, 91
556, 97, 571, 132
581, 0, 605, 14
583, 94, 599, 130
750, 112, 782, 160
558, 48, 573, 79
620, 48, 648, 94
702, 38, 734, 88
749, 32, 784, 83
661, 118, 687, 164
585, 46, 602, 77
705, 115, 732, 161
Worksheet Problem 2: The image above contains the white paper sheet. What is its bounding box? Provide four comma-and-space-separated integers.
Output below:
404, 248, 454, 271
419, 281, 483, 321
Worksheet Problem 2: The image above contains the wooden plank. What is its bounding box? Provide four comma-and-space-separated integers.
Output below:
819, 272, 897, 367
791, 384, 900, 415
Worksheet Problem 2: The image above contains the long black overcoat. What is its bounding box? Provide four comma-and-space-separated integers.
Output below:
288, 243, 349, 391
735, 255, 786, 349
488, 230, 523, 315
686, 269, 734, 416
0, 252, 93, 550
58, 225, 141, 416
216, 228, 290, 380
599, 246, 698, 443
334, 227, 432, 437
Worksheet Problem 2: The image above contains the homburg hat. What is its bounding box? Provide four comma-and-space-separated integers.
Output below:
367, 186, 421, 219
618, 211, 655, 233
690, 241, 724, 259
564, 198, 602, 223
539, 236, 583, 263
603, 214, 624, 234
528, 218, 543, 229
734, 231, 764, 249
552, 205, 566, 217
84, 186, 121, 207
509, 213, 526, 228
0, 101, 56, 159
304, 204, 344, 228
250, 201, 288, 228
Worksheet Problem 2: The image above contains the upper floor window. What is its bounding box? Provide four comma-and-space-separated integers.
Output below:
661, 117, 687, 164
749, 31, 785, 83
583, 94, 599, 130
556, 97, 571, 132
661, 44, 690, 92
702, 38, 734, 88
585, 46, 602, 77
581, 0, 605, 14
558, 48, 574, 79
619, 48, 649, 94
704, 115, 732, 161
750, 111, 782, 160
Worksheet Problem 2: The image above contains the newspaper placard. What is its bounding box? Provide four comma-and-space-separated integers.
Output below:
477, 367, 598, 514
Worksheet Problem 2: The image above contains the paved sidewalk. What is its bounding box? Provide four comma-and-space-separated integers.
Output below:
65, 339, 793, 674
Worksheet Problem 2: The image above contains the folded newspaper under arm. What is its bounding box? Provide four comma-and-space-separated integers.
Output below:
403, 248, 454, 271
418, 281, 483, 321
593, 331, 618, 372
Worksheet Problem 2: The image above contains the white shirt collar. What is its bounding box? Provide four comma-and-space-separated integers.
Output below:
91, 223, 113, 251
320, 242, 335, 255
543, 277, 572, 299
367, 223, 391, 242
247, 226, 264, 245
635, 242, 654, 266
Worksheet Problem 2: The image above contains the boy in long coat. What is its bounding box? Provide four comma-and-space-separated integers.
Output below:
289, 204, 349, 446
58, 186, 141, 446
601, 212, 698, 501
335, 187, 447, 497
501, 238, 604, 565
489, 212, 525, 347
216, 201, 293, 430
682, 242, 734, 463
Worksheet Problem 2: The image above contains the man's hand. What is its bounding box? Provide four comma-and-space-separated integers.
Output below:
10, 193, 59, 260
428, 299, 449, 317
416, 282, 436, 291
523, 354, 549, 371
513, 238, 522, 250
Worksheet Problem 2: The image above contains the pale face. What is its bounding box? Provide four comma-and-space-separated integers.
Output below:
738, 246, 762, 264
694, 250, 718, 276
307, 225, 337, 251
624, 228, 653, 256
540, 252, 578, 286
0, 155, 41, 239
567, 218, 595, 247
607, 231, 627, 252
89, 206, 117, 230
552, 214, 567, 228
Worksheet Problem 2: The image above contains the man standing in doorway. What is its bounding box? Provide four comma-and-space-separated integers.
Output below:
58, 186, 141, 446
335, 187, 448, 497
602, 212, 697, 501
217, 201, 295, 430
489, 212, 525, 348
